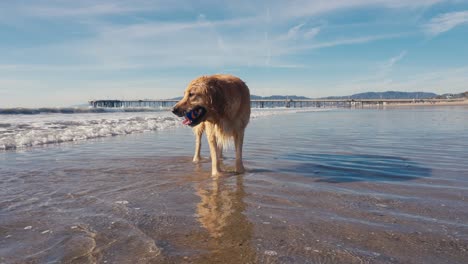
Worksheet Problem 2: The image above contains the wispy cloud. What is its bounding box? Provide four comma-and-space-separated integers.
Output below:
278, 0, 443, 19
6, 0, 162, 18
27, 4, 145, 17
286, 23, 306, 40
424, 10, 468, 36
373, 50, 408, 82
304, 27, 321, 39
293, 33, 406, 52
385, 50, 407, 69
281, 23, 321, 41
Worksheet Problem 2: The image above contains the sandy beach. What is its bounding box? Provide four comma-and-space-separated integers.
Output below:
1, 108, 468, 263
383, 99, 468, 108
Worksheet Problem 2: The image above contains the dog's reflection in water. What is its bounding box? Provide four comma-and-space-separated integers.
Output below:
195, 175, 256, 263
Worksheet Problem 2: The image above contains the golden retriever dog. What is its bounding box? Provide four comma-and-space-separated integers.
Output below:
172, 74, 250, 177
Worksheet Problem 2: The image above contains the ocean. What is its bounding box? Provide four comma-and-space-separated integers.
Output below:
1, 106, 467, 263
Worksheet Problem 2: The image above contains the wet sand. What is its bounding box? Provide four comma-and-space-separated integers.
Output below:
1, 108, 468, 263
384, 99, 468, 107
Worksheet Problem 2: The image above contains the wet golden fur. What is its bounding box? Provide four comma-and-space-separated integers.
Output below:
173, 74, 251, 177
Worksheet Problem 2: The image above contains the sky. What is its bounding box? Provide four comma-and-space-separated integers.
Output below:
1, 0, 468, 107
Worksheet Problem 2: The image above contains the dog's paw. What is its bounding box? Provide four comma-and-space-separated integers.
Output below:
235, 165, 245, 174
211, 170, 224, 178
235, 169, 245, 174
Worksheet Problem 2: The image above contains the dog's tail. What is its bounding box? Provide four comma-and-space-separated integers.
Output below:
214, 123, 234, 150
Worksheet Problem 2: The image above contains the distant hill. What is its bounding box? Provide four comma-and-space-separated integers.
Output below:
323, 91, 438, 100
436, 91, 468, 99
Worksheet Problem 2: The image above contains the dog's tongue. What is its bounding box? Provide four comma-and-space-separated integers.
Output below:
182, 117, 192, 125
182, 109, 198, 126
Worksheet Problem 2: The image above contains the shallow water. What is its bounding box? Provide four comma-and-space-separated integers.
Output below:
1, 107, 468, 263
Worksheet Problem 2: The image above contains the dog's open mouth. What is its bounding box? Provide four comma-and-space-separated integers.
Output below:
182, 106, 207, 127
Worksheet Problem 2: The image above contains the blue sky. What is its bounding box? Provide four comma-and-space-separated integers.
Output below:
1, 0, 468, 107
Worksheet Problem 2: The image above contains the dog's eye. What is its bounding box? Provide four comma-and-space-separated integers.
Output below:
189, 93, 195, 97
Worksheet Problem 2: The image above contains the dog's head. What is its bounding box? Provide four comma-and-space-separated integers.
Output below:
172, 76, 223, 127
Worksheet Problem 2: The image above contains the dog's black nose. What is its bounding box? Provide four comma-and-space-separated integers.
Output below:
172, 107, 183, 117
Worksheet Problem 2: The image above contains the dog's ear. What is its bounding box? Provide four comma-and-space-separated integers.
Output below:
206, 79, 226, 115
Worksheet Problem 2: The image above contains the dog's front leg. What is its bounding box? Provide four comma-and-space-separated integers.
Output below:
193, 134, 201, 163
193, 125, 204, 163
206, 124, 221, 177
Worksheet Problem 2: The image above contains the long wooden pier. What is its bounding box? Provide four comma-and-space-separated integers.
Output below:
89, 98, 464, 109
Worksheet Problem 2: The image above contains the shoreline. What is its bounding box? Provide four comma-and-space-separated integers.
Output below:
347, 99, 468, 108
383, 99, 468, 107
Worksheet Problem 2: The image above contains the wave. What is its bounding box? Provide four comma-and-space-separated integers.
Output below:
0, 107, 168, 115
0, 108, 327, 150
0, 114, 181, 150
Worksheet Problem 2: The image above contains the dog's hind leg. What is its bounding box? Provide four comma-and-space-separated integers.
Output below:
217, 144, 223, 160
234, 130, 245, 174
206, 123, 222, 177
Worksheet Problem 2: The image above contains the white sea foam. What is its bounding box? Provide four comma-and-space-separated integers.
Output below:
0, 107, 165, 115
0, 108, 328, 150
